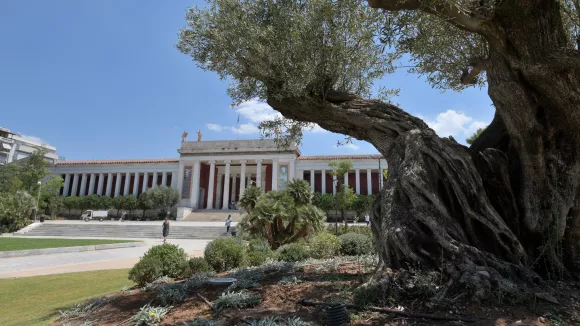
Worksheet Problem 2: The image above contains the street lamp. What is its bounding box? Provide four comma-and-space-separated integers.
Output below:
35, 180, 42, 221
333, 178, 339, 235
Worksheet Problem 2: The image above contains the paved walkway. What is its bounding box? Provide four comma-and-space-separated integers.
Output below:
0, 237, 208, 279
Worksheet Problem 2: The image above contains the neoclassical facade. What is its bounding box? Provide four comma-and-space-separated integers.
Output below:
52, 139, 387, 219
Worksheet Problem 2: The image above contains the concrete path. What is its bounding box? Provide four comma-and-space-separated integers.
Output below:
0, 237, 208, 279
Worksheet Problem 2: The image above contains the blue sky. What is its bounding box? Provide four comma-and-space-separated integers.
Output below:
0, 0, 494, 160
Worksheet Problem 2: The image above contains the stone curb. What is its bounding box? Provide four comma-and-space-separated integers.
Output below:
0, 241, 146, 259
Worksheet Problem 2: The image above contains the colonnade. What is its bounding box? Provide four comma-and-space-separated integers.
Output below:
61, 171, 177, 198
297, 168, 386, 195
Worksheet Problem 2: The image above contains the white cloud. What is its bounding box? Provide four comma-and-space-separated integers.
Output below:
424, 110, 487, 138
234, 99, 281, 123
230, 123, 259, 135
334, 142, 360, 151
207, 123, 224, 132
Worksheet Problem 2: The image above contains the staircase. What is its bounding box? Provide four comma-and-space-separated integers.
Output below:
20, 223, 228, 240
184, 210, 243, 222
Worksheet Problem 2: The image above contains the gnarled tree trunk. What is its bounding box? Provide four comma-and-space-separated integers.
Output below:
264, 0, 580, 302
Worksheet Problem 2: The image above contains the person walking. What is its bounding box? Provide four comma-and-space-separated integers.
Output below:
364, 214, 370, 227
225, 215, 232, 233
162, 218, 170, 243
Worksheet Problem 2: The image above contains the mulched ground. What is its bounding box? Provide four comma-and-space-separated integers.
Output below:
52, 262, 580, 326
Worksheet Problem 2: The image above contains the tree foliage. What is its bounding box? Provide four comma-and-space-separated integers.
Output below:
0, 191, 36, 232
466, 127, 487, 145
239, 185, 264, 214
312, 192, 335, 216
336, 185, 357, 226
148, 186, 180, 215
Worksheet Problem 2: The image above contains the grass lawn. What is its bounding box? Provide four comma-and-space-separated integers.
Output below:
0, 269, 133, 326
0, 237, 136, 251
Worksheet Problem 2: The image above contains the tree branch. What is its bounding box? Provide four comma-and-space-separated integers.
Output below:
368, 0, 485, 34
460, 57, 488, 85
266, 94, 430, 151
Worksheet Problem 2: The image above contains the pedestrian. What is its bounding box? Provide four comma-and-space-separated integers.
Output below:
365, 214, 370, 227
162, 217, 170, 243
225, 214, 232, 233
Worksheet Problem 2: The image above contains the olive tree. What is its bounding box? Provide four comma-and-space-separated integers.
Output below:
178, 0, 580, 301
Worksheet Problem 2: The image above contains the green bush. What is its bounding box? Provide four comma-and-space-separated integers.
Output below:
340, 232, 374, 256
327, 225, 373, 236
156, 283, 188, 306
309, 233, 341, 259
248, 238, 273, 255
214, 291, 261, 311
204, 238, 247, 272
188, 257, 214, 274
129, 256, 163, 286
136, 244, 188, 279
276, 243, 309, 262
246, 251, 269, 267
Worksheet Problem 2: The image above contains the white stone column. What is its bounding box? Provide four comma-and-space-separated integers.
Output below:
114, 173, 122, 197
170, 171, 178, 189
230, 173, 237, 203
310, 169, 315, 192
142, 172, 149, 193
152, 172, 158, 188
367, 169, 372, 195
239, 160, 247, 198
105, 173, 113, 196
379, 169, 383, 190
272, 159, 279, 191
222, 160, 231, 210
161, 172, 167, 187
207, 161, 216, 209
132, 173, 139, 196
344, 171, 349, 188
297, 169, 304, 180
176, 163, 185, 195
256, 159, 262, 188
355, 169, 361, 195
97, 173, 104, 196
190, 160, 202, 209
87, 173, 95, 195
70, 174, 79, 196
247, 173, 252, 187
63, 174, 71, 196
123, 173, 131, 195
321, 169, 326, 194
333, 175, 337, 195
289, 159, 295, 180
79, 173, 87, 196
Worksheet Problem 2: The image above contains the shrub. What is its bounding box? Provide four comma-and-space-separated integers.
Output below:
276, 243, 309, 262
327, 225, 373, 236
339, 232, 374, 256
204, 238, 247, 272
129, 256, 163, 286
188, 257, 214, 273
248, 238, 273, 256
246, 251, 269, 267
246, 316, 309, 326
130, 304, 171, 325
213, 291, 261, 311
156, 283, 188, 306
185, 272, 214, 289
308, 233, 341, 259
139, 243, 188, 278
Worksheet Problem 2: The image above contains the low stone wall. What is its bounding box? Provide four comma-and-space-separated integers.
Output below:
0, 241, 146, 258
55, 208, 175, 221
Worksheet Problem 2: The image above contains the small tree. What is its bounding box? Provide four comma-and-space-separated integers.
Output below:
8, 191, 37, 221
123, 195, 139, 216
112, 196, 126, 218
312, 193, 334, 218
99, 196, 113, 210
62, 196, 80, 217
138, 191, 155, 219
352, 194, 374, 220
336, 185, 356, 227
47, 196, 64, 218
149, 186, 180, 216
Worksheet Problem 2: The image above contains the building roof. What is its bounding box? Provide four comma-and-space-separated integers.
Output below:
55, 154, 384, 166
297, 154, 383, 160
56, 158, 179, 166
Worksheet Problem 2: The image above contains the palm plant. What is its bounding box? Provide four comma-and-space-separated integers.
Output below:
239, 185, 263, 214
286, 179, 312, 206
